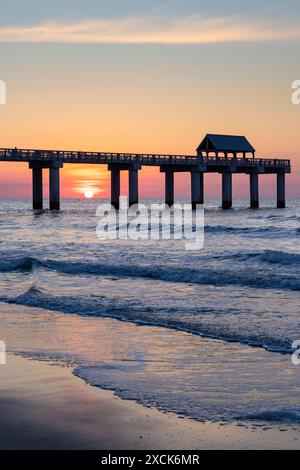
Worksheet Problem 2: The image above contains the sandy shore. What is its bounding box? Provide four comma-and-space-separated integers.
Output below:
0, 354, 298, 450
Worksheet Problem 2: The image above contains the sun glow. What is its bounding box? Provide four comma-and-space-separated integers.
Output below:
84, 190, 94, 199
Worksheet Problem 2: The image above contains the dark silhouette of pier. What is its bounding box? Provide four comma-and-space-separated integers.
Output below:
0, 134, 291, 210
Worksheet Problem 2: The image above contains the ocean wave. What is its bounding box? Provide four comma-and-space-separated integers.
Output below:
0, 286, 295, 354
0, 251, 299, 290
228, 250, 300, 265
256, 250, 300, 265
237, 409, 300, 423
0, 256, 38, 272
205, 224, 287, 235
73, 363, 300, 425
258, 214, 300, 222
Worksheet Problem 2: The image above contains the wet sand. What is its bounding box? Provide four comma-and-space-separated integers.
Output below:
0, 354, 299, 450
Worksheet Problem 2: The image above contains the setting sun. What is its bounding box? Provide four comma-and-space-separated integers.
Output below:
84, 190, 94, 199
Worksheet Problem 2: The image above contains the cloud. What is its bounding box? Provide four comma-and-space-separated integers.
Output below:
0, 14, 299, 44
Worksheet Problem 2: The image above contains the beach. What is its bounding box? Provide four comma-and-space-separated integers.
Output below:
1, 300, 300, 450
1, 354, 299, 450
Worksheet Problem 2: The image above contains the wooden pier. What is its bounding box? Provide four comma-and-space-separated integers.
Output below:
0, 134, 291, 210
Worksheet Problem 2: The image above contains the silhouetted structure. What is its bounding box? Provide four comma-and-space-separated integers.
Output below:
0, 134, 291, 210
197, 134, 255, 159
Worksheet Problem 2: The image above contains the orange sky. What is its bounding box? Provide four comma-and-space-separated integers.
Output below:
0, 3, 299, 200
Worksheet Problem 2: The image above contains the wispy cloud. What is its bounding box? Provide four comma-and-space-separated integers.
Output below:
0, 14, 299, 44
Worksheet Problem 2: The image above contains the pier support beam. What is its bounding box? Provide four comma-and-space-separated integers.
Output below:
129, 169, 139, 206
49, 166, 60, 211
30, 161, 63, 210
222, 172, 232, 209
32, 167, 43, 210
191, 172, 204, 209
250, 173, 259, 209
277, 172, 286, 208
111, 168, 121, 209
165, 171, 174, 207
109, 162, 141, 209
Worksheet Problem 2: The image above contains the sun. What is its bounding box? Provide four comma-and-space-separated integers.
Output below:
84, 190, 94, 199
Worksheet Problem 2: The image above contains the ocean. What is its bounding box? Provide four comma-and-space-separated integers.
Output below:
0, 198, 300, 425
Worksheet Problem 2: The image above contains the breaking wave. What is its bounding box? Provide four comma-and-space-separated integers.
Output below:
0, 284, 295, 354
237, 409, 300, 423
0, 249, 299, 291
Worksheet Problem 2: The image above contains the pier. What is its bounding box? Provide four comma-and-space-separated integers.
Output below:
0, 134, 291, 210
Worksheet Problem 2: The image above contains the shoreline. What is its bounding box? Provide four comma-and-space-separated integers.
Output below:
0, 354, 299, 450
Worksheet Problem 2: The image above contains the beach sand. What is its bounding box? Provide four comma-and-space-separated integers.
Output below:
0, 354, 299, 450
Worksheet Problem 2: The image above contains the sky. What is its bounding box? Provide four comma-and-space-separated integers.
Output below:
0, 0, 299, 199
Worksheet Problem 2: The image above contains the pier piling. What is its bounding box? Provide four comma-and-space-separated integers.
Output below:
165, 171, 174, 207
29, 161, 63, 211
250, 173, 259, 209
49, 166, 60, 211
32, 166, 43, 210
222, 172, 232, 210
129, 169, 139, 207
277, 172, 286, 208
191, 171, 204, 209
111, 168, 121, 209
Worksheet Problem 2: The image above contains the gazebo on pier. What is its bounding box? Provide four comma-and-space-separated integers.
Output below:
197, 134, 256, 159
